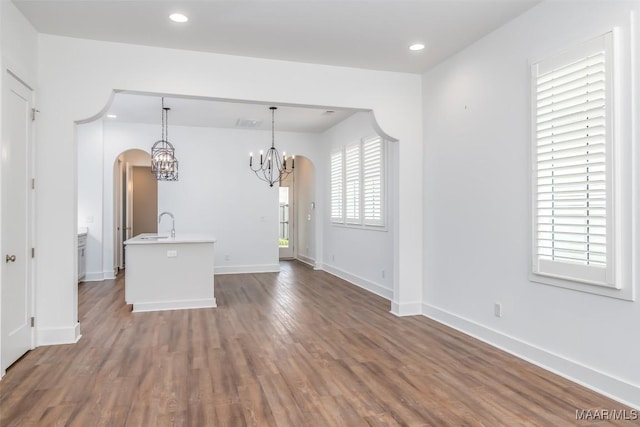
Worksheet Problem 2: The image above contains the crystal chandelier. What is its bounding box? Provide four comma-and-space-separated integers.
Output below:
151, 97, 179, 181
249, 106, 294, 187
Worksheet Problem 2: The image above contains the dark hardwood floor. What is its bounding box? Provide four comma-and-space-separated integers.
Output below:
0, 261, 635, 426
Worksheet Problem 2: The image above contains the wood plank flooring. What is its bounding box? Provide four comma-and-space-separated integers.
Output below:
0, 261, 636, 426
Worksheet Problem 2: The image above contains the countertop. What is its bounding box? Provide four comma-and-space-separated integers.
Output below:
124, 233, 217, 245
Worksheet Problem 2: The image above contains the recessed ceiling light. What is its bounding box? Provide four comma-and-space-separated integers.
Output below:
169, 13, 189, 23
106, 114, 117, 118
409, 43, 425, 51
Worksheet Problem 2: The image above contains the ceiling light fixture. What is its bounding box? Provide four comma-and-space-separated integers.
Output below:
151, 97, 179, 181
249, 107, 294, 187
106, 114, 117, 118
169, 13, 189, 23
409, 43, 425, 51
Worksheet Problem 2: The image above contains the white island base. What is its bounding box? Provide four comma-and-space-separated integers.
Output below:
124, 233, 217, 312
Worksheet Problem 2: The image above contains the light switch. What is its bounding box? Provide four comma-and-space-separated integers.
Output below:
167, 250, 178, 258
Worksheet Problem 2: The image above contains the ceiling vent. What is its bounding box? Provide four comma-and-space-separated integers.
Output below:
236, 118, 262, 128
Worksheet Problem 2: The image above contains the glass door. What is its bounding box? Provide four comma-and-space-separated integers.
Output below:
278, 186, 294, 259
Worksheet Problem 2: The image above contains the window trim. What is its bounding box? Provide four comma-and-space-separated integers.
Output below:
529, 30, 633, 300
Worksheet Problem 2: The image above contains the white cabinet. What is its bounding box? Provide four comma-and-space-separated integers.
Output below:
78, 231, 87, 282
124, 233, 216, 312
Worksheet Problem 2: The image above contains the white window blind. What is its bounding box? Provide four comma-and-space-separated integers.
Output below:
532, 32, 614, 287
344, 143, 361, 223
330, 150, 343, 221
331, 137, 386, 228
363, 137, 383, 225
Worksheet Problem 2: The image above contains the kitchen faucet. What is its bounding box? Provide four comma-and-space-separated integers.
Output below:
158, 212, 175, 238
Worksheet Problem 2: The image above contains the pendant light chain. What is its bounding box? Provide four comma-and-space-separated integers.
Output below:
151, 96, 179, 181
162, 97, 166, 142
271, 108, 275, 148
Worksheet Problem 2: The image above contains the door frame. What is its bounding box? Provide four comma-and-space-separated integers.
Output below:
278, 183, 295, 259
279, 170, 296, 260
1, 69, 36, 374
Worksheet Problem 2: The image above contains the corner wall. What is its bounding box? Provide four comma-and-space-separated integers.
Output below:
422, 0, 640, 408
320, 112, 394, 300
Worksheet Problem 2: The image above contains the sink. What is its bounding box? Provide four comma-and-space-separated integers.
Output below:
140, 235, 169, 240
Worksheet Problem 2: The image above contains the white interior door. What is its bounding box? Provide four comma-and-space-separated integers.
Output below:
1, 72, 34, 373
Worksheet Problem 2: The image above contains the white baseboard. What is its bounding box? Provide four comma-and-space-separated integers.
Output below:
37, 322, 82, 346
422, 303, 640, 410
132, 298, 217, 313
214, 264, 280, 275
82, 271, 104, 282
390, 301, 422, 317
296, 255, 315, 268
81, 270, 116, 282
321, 263, 393, 300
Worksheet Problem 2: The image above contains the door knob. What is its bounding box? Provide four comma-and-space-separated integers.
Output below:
5, 254, 16, 263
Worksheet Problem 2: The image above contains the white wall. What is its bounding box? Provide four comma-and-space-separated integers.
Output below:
86, 121, 323, 274
422, 1, 639, 408
321, 112, 394, 299
293, 156, 316, 265
1, 1, 38, 86
76, 120, 104, 280
35, 33, 422, 345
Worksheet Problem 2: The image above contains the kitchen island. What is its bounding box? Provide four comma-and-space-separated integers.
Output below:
124, 233, 217, 312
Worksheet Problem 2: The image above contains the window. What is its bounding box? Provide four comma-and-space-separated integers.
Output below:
330, 150, 343, 221
362, 137, 383, 225
331, 136, 385, 227
532, 32, 615, 288
344, 143, 361, 223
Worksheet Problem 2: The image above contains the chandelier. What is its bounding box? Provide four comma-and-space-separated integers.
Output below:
151, 97, 179, 181
249, 106, 294, 187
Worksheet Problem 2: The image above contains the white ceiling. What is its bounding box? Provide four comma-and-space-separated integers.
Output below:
16, 0, 539, 131
107, 93, 359, 132
13, 0, 539, 74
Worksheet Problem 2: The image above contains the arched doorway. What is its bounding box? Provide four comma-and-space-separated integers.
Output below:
279, 156, 316, 264
113, 149, 156, 271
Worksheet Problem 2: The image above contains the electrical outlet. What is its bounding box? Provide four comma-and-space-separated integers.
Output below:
494, 303, 502, 318
331, 254, 335, 262
224, 254, 231, 261
381, 270, 385, 279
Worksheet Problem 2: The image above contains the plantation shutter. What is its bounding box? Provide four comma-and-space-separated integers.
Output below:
362, 137, 383, 225
533, 32, 613, 287
344, 143, 361, 223
330, 150, 343, 222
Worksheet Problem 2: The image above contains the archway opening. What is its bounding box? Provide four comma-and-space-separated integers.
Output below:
113, 149, 154, 271
278, 155, 316, 264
